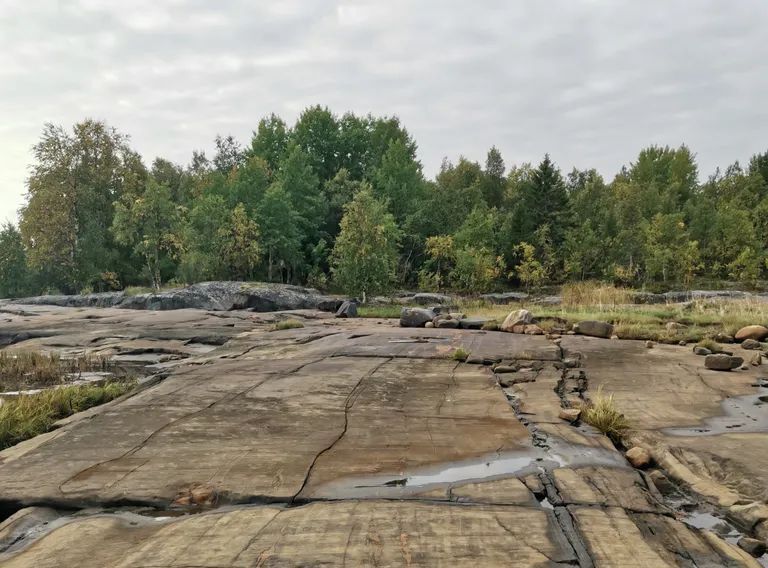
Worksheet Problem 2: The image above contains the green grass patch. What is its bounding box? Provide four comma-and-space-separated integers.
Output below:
452, 347, 470, 361
357, 305, 403, 319
0, 381, 136, 450
583, 388, 631, 443
271, 319, 305, 331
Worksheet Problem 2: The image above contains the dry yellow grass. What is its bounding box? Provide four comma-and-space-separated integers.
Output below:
582, 388, 631, 443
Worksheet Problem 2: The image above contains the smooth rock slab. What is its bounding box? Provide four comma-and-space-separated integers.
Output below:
0, 501, 577, 568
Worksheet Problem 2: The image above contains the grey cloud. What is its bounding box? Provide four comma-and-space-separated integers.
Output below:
2, 0, 768, 222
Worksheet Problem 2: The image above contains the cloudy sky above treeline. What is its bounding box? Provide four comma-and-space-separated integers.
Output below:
2, 0, 767, 222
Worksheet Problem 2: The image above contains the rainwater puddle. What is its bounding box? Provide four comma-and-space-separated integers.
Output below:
682, 509, 768, 566
663, 385, 768, 436
312, 438, 627, 499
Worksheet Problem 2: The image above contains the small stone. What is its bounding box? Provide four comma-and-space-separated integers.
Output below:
741, 338, 762, 350
553, 338, 562, 346
645, 340, 655, 348
493, 365, 517, 374
735, 325, 768, 342
678, 340, 687, 346
693, 346, 711, 356
566, 330, 576, 335
737, 537, 766, 558
740, 364, 749, 371
558, 408, 581, 422
610, 334, 619, 340
751, 353, 762, 366
424, 322, 434, 328
435, 318, 460, 329
666, 321, 687, 333
625, 446, 652, 469
498, 374, 537, 387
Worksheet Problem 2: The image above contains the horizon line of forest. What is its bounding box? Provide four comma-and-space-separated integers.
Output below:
2, 105, 768, 299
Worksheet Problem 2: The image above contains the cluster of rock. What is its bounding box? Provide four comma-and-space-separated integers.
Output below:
696, 325, 768, 371
7, 282, 343, 313
400, 307, 485, 330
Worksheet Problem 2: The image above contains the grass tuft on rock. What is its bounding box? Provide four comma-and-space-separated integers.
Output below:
357, 305, 403, 319
0, 381, 136, 450
271, 319, 305, 331
695, 338, 722, 352
0, 351, 113, 392
583, 388, 631, 443
481, 320, 499, 331
452, 347, 470, 362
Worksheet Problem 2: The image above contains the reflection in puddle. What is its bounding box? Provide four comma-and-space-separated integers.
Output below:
664, 385, 768, 436
312, 438, 628, 499
682, 509, 768, 566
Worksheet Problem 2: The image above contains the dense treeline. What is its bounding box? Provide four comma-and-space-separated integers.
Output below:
2, 106, 768, 298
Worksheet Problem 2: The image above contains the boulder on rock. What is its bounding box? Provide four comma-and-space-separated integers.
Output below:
741, 338, 762, 350
524, 324, 544, 335
693, 346, 711, 356
573, 320, 614, 339
334, 300, 358, 318
558, 408, 581, 422
435, 318, 460, 329
400, 307, 436, 328
459, 318, 486, 330
500, 309, 533, 333
704, 353, 744, 371
735, 325, 768, 342
625, 446, 652, 469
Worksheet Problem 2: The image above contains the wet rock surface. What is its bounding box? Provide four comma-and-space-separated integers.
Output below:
0, 305, 767, 566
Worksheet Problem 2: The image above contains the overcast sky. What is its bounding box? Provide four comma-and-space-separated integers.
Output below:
2, 0, 767, 223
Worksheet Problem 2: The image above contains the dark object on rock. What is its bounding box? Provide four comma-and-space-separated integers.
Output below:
714, 332, 735, 344
704, 353, 744, 371
735, 325, 768, 342
459, 318, 486, 330
693, 346, 711, 356
737, 537, 766, 557
573, 320, 614, 339
335, 300, 358, 318
400, 307, 436, 328
647, 470, 675, 494
317, 298, 345, 312
741, 338, 762, 350
479, 292, 529, 304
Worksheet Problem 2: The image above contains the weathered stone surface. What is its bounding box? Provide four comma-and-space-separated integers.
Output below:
736, 325, 768, 341
399, 307, 435, 327
573, 320, 614, 338
694, 346, 712, 356
741, 338, 762, 350
434, 317, 460, 329
625, 446, 652, 468
458, 317, 486, 329
2, 305, 768, 567
410, 292, 452, 305
0, 501, 578, 567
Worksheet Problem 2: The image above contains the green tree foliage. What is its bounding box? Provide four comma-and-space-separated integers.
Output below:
258, 184, 302, 282
218, 204, 261, 280
19, 120, 145, 292
112, 178, 181, 291
331, 188, 400, 297
12, 111, 768, 297
0, 224, 31, 297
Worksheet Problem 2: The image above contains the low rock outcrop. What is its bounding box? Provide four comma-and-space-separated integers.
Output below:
500, 309, 533, 332
8, 282, 342, 313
